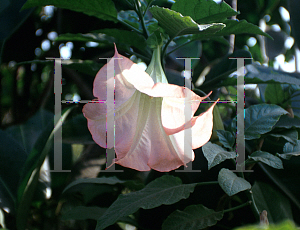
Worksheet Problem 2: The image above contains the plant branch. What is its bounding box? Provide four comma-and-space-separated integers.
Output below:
223, 201, 251, 213
134, 0, 149, 38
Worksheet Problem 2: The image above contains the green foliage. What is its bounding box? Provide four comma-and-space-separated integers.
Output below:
21, 0, 118, 22
162, 204, 224, 230
218, 168, 251, 196
1, 0, 300, 229
96, 175, 198, 230
243, 104, 288, 140
202, 142, 236, 169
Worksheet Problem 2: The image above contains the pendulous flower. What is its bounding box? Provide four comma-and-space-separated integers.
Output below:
83, 45, 216, 172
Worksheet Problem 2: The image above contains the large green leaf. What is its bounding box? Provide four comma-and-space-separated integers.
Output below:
219, 64, 300, 87
56, 29, 147, 52
21, 0, 118, 22
274, 116, 300, 129
213, 19, 272, 38
63, 176, 144, 194
252, 181, 293, 223
149, 6, 225, 39
0, 130, 27, 212
243, 104, 288, 140
216, 130, 235, 149
0, 109, 53, 213
264, 84, 284, 105
171, 0, 238, 24
0, 0, 34, 43
162, 204, 224, 230
96, 175, 197, 230
248, 151, 283, 169
278, 140, 300, 160
218, 168, 251, 196
246, 64, 300, 85
269, 129, 298, 145
202, 142, 236, 170
16, 107, 73, 230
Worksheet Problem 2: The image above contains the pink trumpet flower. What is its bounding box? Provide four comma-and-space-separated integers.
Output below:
83, 45, 217, 172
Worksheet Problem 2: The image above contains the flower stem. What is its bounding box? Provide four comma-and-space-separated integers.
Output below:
223, 201, 251, 213
134, 0, 149, 38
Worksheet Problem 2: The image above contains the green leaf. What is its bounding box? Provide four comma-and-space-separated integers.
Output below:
252, 181, 293, 223
202, 142, 236, 170
243, 104, 288, 140
274, 116, 300, 129
63, 176, 143, 193
216, 130, 235, 149
248, 151, 283, 169
218, 168, 251, 196
149, 6, 225, 39
56, 29, 147, 52
269, 129, 298, 145
61, 206, 107, 220
16, 107, 74, 230
162, 204, 223, 230
96, 175, 197, 230
172, 0, 238, 24
214, 19, 272, 39
278, 140, 300, 160
265, 84, 284, 105
246, 64, 300, 85
0, 0, 34, 42
21, 0, 118, 22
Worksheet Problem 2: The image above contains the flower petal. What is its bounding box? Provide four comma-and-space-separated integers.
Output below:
116, 95, 186, 172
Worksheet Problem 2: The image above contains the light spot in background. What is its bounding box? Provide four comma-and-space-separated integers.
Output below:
8, 61, 16, 68
137, 62, 147, 71
284, 36, 294, 49
279, 6, 290, 22
274, 54, 296, 72
35, 47, 42, 56
41, 39, 51, 51
80, 47, 85, 51
271, 24, 281, 32
60, 46, 72, 58
65, 94, 72, 100
86, 41, 99, 47
181, 70, 191, 79
213, 0, 222, 3
66, 41, 74, 50
47, 31, 58, 41
35, 28, 43, 36
31, 63, 37, 71
44, 5, 55, 17
2, 207, 10, 213
247, 37, 257, 47
264, 15, 271, 22
73, 93, 81, 102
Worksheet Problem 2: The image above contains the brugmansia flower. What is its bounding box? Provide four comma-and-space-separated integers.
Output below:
83, 45, 216, 172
